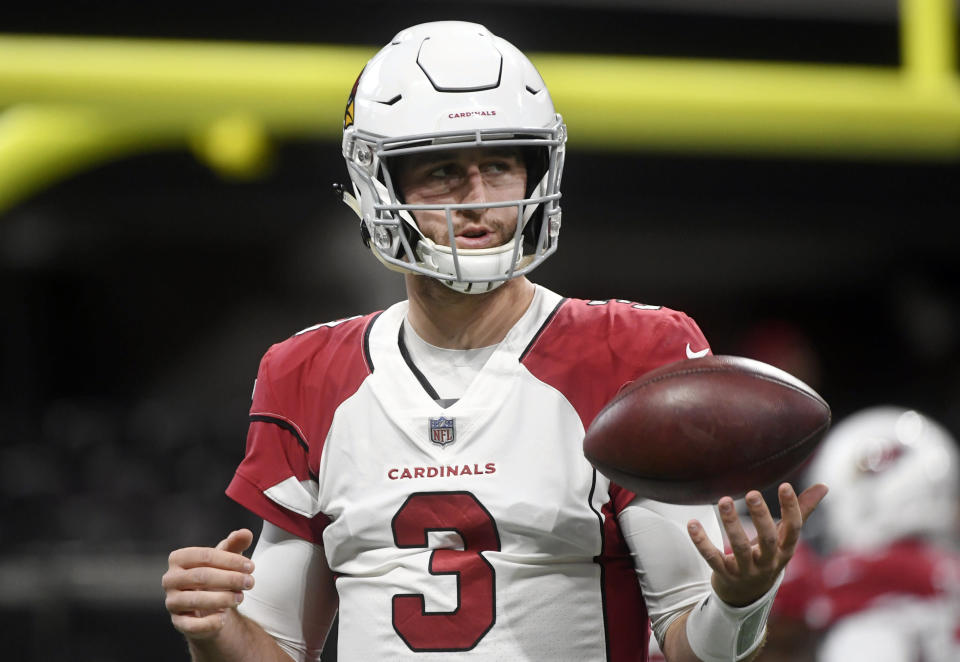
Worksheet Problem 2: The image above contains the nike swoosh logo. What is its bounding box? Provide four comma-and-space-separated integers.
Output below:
686, 343, 709, 359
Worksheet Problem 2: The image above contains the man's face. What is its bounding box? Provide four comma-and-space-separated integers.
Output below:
395, 146, 528, 250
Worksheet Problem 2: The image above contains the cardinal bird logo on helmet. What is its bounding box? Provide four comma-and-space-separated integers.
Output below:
343, 68, 364, 130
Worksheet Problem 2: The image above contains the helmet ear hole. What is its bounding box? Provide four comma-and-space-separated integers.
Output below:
381, 154, 408, 205
377, 157, 423, 260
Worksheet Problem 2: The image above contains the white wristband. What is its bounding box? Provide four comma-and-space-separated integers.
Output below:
685, 571, 784, 662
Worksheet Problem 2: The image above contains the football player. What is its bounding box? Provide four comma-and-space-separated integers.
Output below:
772, 406, 960, 662
162, 21, 826, 661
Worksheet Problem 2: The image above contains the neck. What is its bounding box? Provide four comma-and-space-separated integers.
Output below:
405, 275, 536, 349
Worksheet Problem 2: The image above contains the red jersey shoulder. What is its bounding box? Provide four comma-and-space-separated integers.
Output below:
525, 297, 709, 369
253, 312, 380, 420
522, 297, 710, 430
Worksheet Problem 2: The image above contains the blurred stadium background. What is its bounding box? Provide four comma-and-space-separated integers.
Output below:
1, 0, 959, 659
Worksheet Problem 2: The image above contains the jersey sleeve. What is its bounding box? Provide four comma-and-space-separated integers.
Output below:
640, 308, 711, 369
226, 314, 376, 544
227, 345, 331, 544
601, 302, 711, 379
604, 306, 711, 505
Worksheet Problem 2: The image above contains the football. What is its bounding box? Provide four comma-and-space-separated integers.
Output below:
583, 355, 831, 504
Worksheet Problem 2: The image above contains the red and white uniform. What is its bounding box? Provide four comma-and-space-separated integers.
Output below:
773, 540, 960, 662
227, 286, 713, 660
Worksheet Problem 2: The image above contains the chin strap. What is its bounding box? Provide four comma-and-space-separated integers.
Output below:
334, 183, 361, 217
415, 237, 521, 294
685, 571, 784, 662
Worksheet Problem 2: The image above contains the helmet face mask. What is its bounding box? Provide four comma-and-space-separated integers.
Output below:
340, 21, 567, 293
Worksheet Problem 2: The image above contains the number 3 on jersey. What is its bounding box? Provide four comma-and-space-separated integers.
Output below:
391, 491, 501, 652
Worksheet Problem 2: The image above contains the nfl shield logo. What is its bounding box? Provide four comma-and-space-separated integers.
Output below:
429, 416, 456, 448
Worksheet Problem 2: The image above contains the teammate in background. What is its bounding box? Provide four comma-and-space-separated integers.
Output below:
162, 22, 826, 661
770, 406, 960, 662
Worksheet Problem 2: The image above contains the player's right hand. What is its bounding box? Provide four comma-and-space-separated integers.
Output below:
163, 529, 256, 640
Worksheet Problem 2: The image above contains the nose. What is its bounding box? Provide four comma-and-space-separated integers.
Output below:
460, 164, 487, 218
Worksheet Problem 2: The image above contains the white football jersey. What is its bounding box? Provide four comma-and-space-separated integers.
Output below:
227, 285, 711, 660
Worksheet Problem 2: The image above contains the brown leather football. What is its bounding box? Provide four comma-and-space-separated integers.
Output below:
583, 355, 831, 504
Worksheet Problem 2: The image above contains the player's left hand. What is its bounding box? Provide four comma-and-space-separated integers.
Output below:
687, 482, 828, 607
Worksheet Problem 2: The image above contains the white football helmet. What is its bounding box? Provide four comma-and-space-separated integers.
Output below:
339, 21, 566, 293
806, 406, 960, 553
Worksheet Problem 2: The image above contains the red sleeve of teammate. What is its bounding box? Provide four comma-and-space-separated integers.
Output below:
226, 315, 376, 544
774, 540, 960, 630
